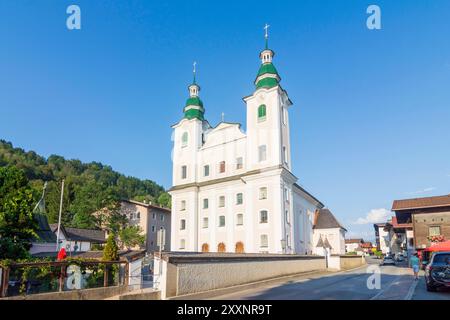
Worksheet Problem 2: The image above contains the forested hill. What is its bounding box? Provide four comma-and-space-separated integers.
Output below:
0, 140, 170, 228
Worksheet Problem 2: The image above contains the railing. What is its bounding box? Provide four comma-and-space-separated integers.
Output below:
0, 260, 129, 298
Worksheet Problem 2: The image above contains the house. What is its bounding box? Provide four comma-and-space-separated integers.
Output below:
120, 199, 171, 252
392, 194, 450, 252
360, 242, 374, 254
50, 224, 106, 253
345, 239, 364, 253
29, 214, 57, 255
169, 30, 324, 254
382, 216, 413, 258
373, 223, 392, 254
312, 209, 347, 255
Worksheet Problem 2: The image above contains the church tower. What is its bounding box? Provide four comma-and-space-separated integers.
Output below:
244, 25, 293, 172
172, 63, 208, 187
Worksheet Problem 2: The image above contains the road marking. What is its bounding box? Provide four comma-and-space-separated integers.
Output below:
404, 278, 419, 300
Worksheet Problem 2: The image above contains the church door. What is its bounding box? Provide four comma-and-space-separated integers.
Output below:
235, 242, 245, 253
201, 243, 209, 253
217, 242, 226, 253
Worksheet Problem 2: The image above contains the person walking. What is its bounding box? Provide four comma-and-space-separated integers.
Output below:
410, 252, 420, 280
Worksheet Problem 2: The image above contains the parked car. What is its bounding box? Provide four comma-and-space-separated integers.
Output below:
425, 252, 450, 292
395, 254, 404, 262
381, 255, 396, 266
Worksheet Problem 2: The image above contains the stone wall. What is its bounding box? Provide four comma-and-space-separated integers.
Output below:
155, 253, 326, 299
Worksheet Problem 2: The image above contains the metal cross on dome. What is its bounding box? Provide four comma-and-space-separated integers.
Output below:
264, 23, 270, 39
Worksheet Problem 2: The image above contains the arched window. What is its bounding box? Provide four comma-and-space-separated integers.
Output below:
258, 104, 266, 121
218, 242, 226, 253
235, 241, 245, 253
201, 243, 209, 253
260, 210, 268, 223
181, 132, 188, 147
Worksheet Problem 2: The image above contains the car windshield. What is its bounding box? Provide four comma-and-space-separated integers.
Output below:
433, 254, 450, 264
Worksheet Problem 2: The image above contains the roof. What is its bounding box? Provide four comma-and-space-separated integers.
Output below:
392, 194, 450, 211
293, 183, 324, 208
34, 214, 57, 243
122, 199, 171, 213
345, 239, 363, 244
256, 63, 279, 78
50, 224, 106, 243
313, 208, 347, 231
361, 242, 373, 248
390, 216, 413, 229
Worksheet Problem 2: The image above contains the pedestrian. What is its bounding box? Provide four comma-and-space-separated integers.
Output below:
410, 252, 420, 280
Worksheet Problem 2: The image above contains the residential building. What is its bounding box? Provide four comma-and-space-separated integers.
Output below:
374, 223, 391, 254
169, 32, 324, 254
312, 209, 347, 255
29, 214, 57, 255
50, 224, 106, 253
120, 199, 171, 252
392, 194, 450, 251
345, 238, 364, 253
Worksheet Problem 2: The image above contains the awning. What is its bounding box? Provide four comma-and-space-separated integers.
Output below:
424, 240, 450, 252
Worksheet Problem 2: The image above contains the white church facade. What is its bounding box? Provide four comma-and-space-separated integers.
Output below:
169, 31, 327, 254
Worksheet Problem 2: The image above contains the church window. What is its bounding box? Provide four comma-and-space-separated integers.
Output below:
180, 200, 186, 211
204, 165, 210, 176
285, 210, 290, 224
283, 146, 288, 165
151, 225, 155, 233
282, 107, 287, 125
160, 214, 164, 221
181, 165, 187, 179
260, 234, 268, 248
236, 157, 243, 170
259, 187, 268, 200
258, 104, 266, 121
180, 219, 186, 230
258, 145, 267, 162
236, 193, 243, 205
260, 210, 268, 223
219, 196, 225, 208
219, 161, 226, 173
219, 215, 226, 227
181, 132, 188, 147
236, 214, 244, 226
203, 217, 209, 228
203, 198, 209, 209
180, 239, 185, 249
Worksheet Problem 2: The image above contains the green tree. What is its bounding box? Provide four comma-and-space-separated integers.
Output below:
0, 166, 38, 260
156, 192, 171, 208
102, 233, 119, 261
119, 226, 146, 250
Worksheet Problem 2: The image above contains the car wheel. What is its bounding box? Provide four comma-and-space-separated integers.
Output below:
426, 283, 436, 292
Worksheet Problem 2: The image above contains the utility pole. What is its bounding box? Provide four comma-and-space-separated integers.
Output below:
56, 179, 65, 251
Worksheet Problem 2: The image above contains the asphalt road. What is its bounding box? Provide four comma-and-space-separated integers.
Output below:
194, 258, 450, 300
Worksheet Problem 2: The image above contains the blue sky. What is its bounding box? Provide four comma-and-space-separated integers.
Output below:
1, 1, 449, 240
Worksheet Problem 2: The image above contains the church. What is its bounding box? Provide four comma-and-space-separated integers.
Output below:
169, 28, 328, 254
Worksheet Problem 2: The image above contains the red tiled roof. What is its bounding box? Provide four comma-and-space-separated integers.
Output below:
345, 239, 363, 244
392, 194, 450, 211
361, 242, 373, 248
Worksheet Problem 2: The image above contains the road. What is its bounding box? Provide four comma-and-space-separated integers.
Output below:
179, 257, 449, 300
